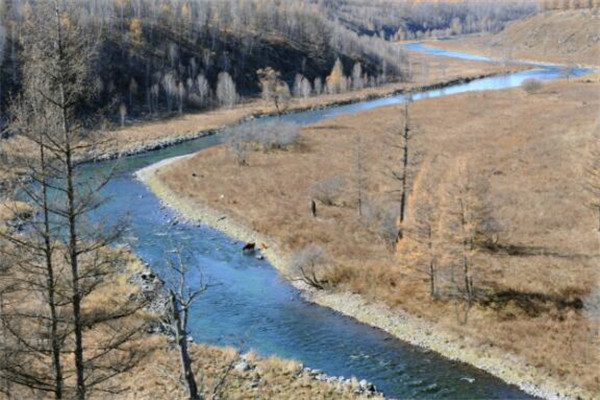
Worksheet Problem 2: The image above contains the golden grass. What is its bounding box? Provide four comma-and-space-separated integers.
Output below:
426, 10, 600, 66
156, 78, 600, 395
0, 201, 33, 222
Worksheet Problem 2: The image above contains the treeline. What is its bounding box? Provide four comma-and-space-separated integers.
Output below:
0, 0, 409, 122
540, 0, 600, 9
329, 0, 540, 41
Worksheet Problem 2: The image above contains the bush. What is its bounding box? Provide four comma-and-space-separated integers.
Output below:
362, 200, 399, 250
310, 176, 346, 206
253, 121, 300, 151
223, 125, 252, 166
289, 245, 328, 289
521, 78, 542, 94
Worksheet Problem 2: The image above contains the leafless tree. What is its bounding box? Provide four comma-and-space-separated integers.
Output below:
216, 72, 238, 108
352, 62, 364, 90
128, 78, 138, 108
391, 93, 414, 241
310, 176, 346, 206
177, 81, 186, 114
288, 245, 328, 289
163, 72, 178, 113
196, 73, 210, 107
410, 181, 440, 297
165, 249, 207, 400
444, 160, 500, 323
585, 128, 600, 232
313, 77, 323, 96
355, 133, 365, 217
257, 67, 291, 116
0, 3, 148, 398
120, 103, 128, 127
224, 125, 251, 166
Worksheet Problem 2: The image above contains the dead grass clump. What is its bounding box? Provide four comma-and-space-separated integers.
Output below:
521, 78, 543, 94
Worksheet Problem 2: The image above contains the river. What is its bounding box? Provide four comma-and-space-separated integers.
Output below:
83, 45, 591, 399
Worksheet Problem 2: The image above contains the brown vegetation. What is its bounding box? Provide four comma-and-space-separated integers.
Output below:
427, 10, 600, 66
155, 77, 600, 396
0, 48, 524, 185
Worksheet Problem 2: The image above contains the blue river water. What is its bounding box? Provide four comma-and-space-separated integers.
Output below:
83, 45, 591, 399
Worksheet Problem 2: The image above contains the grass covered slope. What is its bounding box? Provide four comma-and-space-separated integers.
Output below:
428, 10, 600, 65
151, 77, 600, 398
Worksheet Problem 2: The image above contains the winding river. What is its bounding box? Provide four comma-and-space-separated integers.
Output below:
84, 45, 591, 399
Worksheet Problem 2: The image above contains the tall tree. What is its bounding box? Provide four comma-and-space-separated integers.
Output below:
392, 92, 413, 241
165, 249, 206, 400
257, 67, 291, 116
0, 2, 148, 398
585, 129, 600, 232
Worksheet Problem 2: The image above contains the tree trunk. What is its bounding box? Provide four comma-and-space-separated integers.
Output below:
40, 139, 63, 399
398, 99, 410, 240
170, 291, 201, 400
54, 3, 85, 397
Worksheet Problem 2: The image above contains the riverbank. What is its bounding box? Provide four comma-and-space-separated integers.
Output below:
0, 208, 382, 399
422, 10, 600, 68
137, 76, 600, 400
136, 155, 583, 400
0, 47, 527, 190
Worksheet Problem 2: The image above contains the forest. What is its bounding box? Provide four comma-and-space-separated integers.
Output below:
0, 0, 538, 124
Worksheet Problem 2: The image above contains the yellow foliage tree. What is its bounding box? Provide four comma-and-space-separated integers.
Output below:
130, 18, 143, 46
326, 58, 345, 94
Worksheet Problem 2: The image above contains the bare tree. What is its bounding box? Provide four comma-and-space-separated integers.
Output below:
313, 77, 323, 96
216, 71, 238, 108
352, 62, 364, 90
585, 128, 600, 232
444, 160, 499, 323
196, 73, 210, 107
288, 245, 328, 289
391, 93, 414, 241
257, 67, 291, 116
310, 176, 346, 206
177, 81, 186, 114
0, 3, 148, 398
165, 249, 206, 400
120, 103, 127, 127
411, 181, 439, 297
224, 125, 251, 166
355, 133, 365, 217
162, 72, 177, 112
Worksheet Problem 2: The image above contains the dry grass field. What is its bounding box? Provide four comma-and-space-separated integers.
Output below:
155, 76, 600, 395
427, 10, 600, 66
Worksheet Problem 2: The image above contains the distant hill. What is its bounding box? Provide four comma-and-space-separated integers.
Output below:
430, 10, 600, 65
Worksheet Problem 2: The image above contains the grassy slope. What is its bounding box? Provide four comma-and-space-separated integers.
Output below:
426, 10, 600, 66
154, 77, 600, 398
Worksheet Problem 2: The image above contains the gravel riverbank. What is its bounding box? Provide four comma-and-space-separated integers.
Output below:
136, 157, 594, 400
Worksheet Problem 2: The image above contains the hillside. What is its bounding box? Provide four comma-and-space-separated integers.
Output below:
428, 10, 600, 65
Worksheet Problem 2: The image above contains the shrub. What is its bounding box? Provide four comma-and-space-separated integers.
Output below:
253, 121, 300, 151
289, 245, 328, 289
310, 176, 346, 206
223, 125, 252, 166
362, 200, 399, 250
521, 78, 542, 94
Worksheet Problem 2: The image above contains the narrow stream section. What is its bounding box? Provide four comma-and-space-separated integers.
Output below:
86, 46, 591, 399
